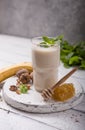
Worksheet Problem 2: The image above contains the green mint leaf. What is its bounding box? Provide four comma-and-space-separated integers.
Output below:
55, 35, 64, 41
39, 42, 49, 48
42, 36, 55, 45
19, 84, 28, 94
69, 56, 81, 65
80, 60, 85, 69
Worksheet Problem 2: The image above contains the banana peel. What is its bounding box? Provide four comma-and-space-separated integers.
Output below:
0, 62, 33, 83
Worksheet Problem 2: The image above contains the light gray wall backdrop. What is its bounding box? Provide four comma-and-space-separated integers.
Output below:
0, 0, 85, 43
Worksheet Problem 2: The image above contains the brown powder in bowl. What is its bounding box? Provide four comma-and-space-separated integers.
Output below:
52, 83, 75, 102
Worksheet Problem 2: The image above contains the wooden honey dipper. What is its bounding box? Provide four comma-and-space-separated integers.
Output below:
41, 67, 78, 100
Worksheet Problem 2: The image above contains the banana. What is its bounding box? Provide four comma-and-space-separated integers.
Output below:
0, 62, 33, 82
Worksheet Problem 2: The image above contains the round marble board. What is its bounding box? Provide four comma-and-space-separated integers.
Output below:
3, 77, 84, 113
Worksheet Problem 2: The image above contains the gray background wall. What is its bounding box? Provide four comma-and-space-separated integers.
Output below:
0, 0, 85, 43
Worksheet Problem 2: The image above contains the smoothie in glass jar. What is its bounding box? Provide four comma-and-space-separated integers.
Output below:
32, 37, 60, 92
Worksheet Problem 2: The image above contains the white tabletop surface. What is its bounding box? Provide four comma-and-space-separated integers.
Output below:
0, 35, 85, 130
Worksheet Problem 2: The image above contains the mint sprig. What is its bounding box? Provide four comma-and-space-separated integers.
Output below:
60, 39, 85, 70
39, 35, 62, 47
42, 36, 55, 45
19, 84, 28, 94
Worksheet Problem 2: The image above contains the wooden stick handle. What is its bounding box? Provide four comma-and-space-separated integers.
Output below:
51, 67, 78, 90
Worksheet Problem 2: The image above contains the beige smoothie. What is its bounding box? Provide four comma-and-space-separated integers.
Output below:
32, 38, 60, 92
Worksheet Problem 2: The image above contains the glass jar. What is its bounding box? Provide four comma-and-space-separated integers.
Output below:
32, 37, 60, 92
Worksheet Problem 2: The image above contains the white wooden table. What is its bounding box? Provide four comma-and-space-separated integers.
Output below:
0, 35, 85, 130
